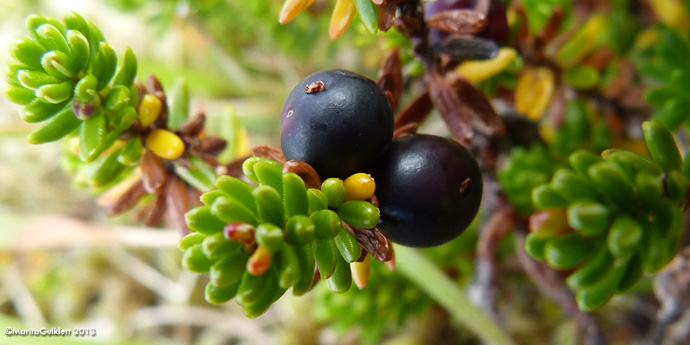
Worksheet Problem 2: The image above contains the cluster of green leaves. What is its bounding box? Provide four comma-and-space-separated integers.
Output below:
314, 260, 430, 344
501, 87, 686, 312
499, 99, 610, 216
499, 144, 557, 216
313, 220, 480, 344
4, 11, 235, 198
5, 12, 137, 151
180, 157, 381, 317
524, 120, 688, 311
638, 24, 690, 131
3, 12, 147, 190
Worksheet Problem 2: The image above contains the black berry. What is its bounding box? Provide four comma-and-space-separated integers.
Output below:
280, 70, 394, 179
372, 134, 483, 247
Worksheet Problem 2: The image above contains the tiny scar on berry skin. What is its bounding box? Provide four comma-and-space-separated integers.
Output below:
459, 178, 471, 194
287, 110, 294, 118
305, 80, 326, 94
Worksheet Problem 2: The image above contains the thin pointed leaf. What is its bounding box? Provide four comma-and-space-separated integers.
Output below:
426, 9, 487, 35
429, 72, 473, 144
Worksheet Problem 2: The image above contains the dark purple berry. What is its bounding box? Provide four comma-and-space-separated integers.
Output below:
280, 70, 394, 179
372, 134, 483, 247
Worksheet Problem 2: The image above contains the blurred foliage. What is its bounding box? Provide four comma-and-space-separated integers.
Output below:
313, 218, 480, 344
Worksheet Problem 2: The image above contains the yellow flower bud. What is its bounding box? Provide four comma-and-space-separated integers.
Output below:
247, 246, 272, 276
138, 94, 162, 127
343, 172, 376, 201
456, 48, 517, 84
329, 0, 356, 40
515, 67, 555, 121
145, 129, 185, 160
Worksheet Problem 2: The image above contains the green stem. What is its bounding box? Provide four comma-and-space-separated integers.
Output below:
394, 245, 516, 345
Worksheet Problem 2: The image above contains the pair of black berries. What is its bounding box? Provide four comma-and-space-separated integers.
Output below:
280, 70, 482, 247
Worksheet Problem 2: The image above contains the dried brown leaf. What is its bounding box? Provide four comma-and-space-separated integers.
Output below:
385, 249, 395, 271
165, 176, 190, 234
187, 187, 204, 207
392, 122, 418, 139
366, 194, 379, 208
133, 79, 146, 109
179, 113, 206, 138
450, 75, 505, 135
477, 205, 515, 259
282, 160, 322, 189
535, 7, 563, 51
198, 135, 227, 154
252, 145, 287, 164
515, 6, 532, 52
196, 153, 221, 168
426, 9, 487, 35
602, 60, 635, 99
342, 222, 393, 262
395, 89, 433, 129
582, 48, 613, 71
144, 192, 167, 227
429, 72, 473, 144
377, 48, 403, 111
394, 14, 419, 37
153, 90, 169, 129
146, 74, 164, 94
107, 178, 147, 216
618, 86, 649, 110
141, 150, 167, 193
378, 0, 397, 31
224, 154, 250, 178
384, 91, 395, 108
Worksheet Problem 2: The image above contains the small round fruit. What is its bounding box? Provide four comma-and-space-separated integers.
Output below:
280, 70, 394, 179
425, 0, 509, 46
372, 134, 483, 247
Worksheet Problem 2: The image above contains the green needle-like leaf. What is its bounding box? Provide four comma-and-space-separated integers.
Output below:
337, 200, 380, 229
253, 185, 285, 227
211, 251, 249, 287
112, 47, 137, 87
606, 215, 642, 260
255, 223, 285, 252
185, 206, 226, 235
313, 239, 338, 279
182, 243, 214, 273
325, 254, 352, 293
205, 280, 241, 305
93, 42, 117, 90
79, 111, 107, 162
212, 196, 259, 226
395, 245, 517, 345
333, 228, 361, 263
643, 120, 682, 172
354, 0, 379, 34
27, 106, 80, 144
283, 172, 308, 218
